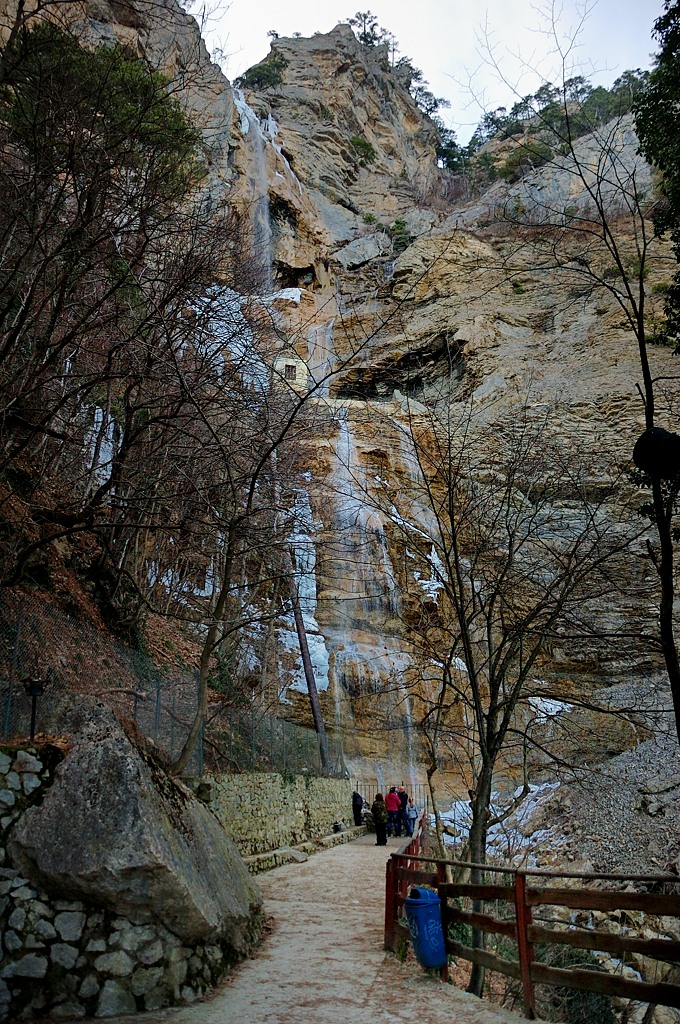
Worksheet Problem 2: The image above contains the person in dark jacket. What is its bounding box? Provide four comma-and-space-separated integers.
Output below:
352, 790, 364, 826
371, 793, 388, 845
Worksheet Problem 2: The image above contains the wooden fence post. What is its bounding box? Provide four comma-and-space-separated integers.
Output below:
437, 862, 449, 983
514, 871, 536, 1019
384, 856, 396, 951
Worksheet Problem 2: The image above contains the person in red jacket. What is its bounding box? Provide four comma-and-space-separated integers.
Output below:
397, 785, 409, 836
385, 786, 401, 837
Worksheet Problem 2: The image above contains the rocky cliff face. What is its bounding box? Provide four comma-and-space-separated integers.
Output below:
228, 22, 677, 794
244, 26, 441, 249
3, 0, 677, 798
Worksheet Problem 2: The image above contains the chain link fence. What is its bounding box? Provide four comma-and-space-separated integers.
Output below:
0, 592, 345, 778
205, 706, 346, 775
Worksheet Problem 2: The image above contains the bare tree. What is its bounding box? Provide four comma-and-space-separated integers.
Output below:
455, 6, 680, 746
360, 396, 646, 994
0, 19, 326, 768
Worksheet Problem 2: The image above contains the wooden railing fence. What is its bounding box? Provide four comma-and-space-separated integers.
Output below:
384, 843, 680, 1019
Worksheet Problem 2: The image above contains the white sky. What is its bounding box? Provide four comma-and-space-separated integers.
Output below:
203, 0, 664, 143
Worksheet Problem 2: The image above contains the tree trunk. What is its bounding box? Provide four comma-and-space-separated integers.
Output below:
653, 479, 680, 745
467, 765, 492, 998
638, 310, 680, 746
171, 528, 238, 777
426, 766, 456, 884
426, 755, 444, 852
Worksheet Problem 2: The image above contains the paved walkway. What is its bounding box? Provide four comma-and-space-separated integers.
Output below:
114, 833, 538, 1024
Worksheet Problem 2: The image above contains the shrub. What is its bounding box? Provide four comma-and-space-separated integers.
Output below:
473, 151, 500, 185
499, 140, 554, 182
534, 945, 616, 1024
2, 23, 201, 202
349, 135, 377, 165
447, 898, 471, 946
645, 315, 672, 346
388, 218, 413, 252
236, 53, 288, 91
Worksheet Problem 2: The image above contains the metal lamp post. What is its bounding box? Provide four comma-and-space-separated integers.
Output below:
22, 678, 45, 740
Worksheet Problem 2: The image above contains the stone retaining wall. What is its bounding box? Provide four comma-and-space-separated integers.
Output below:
0, 751, 354, 1020
207, 773, 353, 856
0, 745, 251, 1021
242, 825, 364, 873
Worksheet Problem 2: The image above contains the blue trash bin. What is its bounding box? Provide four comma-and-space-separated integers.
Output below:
404, 886, 447, 969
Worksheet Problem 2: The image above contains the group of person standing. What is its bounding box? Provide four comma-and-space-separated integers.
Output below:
369, 786, 419, 846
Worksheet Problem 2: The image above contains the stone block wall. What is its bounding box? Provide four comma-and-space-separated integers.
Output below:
208, 773, 353, 856
0, 746, 257, 1021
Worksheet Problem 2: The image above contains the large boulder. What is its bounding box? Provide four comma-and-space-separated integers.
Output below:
8, 702, 262, 950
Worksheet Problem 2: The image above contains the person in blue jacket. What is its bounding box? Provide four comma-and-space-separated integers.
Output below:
405, 796, 419, 836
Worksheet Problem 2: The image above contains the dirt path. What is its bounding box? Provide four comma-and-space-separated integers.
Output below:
107, 833, 539, 1024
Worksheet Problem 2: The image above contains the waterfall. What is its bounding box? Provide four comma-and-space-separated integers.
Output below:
331, 415, 399, 621
389, 420, 440, 541
332, 644, 409, 698
307, 318, 335, 399
394, 424, 422, 484
85, 406, 118, 487
194, 286, 269, 392
261, 113, 304, 195
314, 409, 420, 777
233, 90, 273, 293
397, 682, 419, 791
277, 487, 330, 696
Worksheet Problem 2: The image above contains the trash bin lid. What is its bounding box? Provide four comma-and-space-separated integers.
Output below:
405, 886, 440, 904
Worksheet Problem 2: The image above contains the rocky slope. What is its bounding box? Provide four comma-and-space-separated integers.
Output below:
473, 681, 680, 875
244, 26, 441, 247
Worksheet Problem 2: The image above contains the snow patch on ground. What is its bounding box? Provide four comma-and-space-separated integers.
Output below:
436, 782, 560, 864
